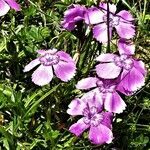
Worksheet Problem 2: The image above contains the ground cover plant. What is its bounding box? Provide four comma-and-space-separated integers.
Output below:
0, 0, 150, 149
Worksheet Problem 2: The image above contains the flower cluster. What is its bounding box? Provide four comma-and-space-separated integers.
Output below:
62, 3, 135, 43
61, 2, 147, 145
85, 3, 135, 43
1, 0, 147, 146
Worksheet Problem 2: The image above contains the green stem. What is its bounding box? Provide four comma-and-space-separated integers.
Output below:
107, 0, 110, 53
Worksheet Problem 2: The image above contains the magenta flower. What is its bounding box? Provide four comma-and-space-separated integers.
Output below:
67, 93, 113, 145
85, 3, 135, 43
24, 49, 76, 86
96, 39, 147, 95
0, 0, 21, 16
76, 77, 126, 113
61, 4, 86, 31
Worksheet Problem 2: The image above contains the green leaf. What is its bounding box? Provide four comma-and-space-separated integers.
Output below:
24, 84, 60, 118
0, 37, 6, 52
145, 14, 150, 20
0, 126, 14, 149
3, 138, 9, 150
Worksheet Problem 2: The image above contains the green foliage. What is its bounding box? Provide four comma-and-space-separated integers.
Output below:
0, 0, 150, 149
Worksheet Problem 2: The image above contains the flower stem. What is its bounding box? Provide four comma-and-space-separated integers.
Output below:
107, 0, 110, 53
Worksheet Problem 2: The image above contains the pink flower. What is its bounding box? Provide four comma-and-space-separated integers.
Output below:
95, 39, 147, 95
67, 93, 113, 145
85, 3, 135, 43
76, 77, 126, 113
24, 49, 76, 86
61, 4, 86, 31
0, 0, 21, 16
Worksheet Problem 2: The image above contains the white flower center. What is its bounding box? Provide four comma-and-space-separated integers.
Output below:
103, 14, 120, 27
39, 53, 59, 66
82, 106, 103, 127
96, 81, 116, 93
114, 54, 133, 70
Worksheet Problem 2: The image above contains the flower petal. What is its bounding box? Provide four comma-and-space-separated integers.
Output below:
62, 4, 86, 30
116, 70, 131, 95
61, 20, 75, 31
64, 4, 86, 21
117, 10, 134, 21
32, 65, 53, 86
4, 0, 20, 11
81, 89, 103, 111
115, 21, 135, 39
99, 2, 116, 14
37, 49, 57, 55
24, 58, 40, 72
56, 51, 74, 62
118, 39, 135, 55
96, 62, 121, 79
69, 118, 89, 136
104, 92, 126, 113
134, 60, 147, 76
93, 24, 112, 43
96, 53, 117, 62
54, 60, 76, 82
67, 98, 86, 116
117, 66, 146, 95
0, 0, 10, 16
76, 77, 98, 90
89, 124, 113, 145
37, 49, 47, 55
101, 112, 113, 129
84, 7, 104, 24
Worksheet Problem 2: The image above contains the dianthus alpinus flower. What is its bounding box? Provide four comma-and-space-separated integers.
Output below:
67, 93, 113, 145
96, 39, 147, 95
61, 4, 86, 31
76, 77, 126, 113
85, 3, 135, 43
0, 0, 20, 16
24, 49, 76, 86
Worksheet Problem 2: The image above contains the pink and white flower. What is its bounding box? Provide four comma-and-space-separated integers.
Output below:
76, 77, 126, 113
61, 4, 86, 31
95, 39, 147, 95
85, 3, 135, 43
67, 93, 113, 145
0, 0, 20, 16
24, 49, 76, 86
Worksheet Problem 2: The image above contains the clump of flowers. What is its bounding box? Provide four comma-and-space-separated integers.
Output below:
76, 77, 126, 114
85, 3, 135, 43
0, 0, 21, 16
22, 0, 147, 147
24, 49, 76, 86
62, 1, 147, 146
96, 39, 147, 95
